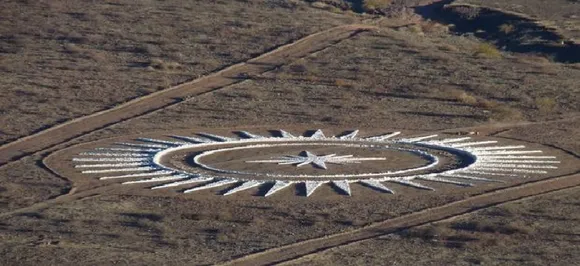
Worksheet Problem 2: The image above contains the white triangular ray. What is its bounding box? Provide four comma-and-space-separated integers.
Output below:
223, 181, 264, 196
478, 160, 560, 164
474, 150, 543, 155
170, 135, 213, 143
417, 176, 472, 187
137, 138, 188, 146
460, 170, 518, 176
116, 142, 169, 149
450, 141, 498, 147
312, 160, 328, 170
439, 174, 500, 182
475, 163, 558, 169
359, 180, 394, 194
399, 134, 438, 143
365, 132, 401, 141
468, 145, 526, 151
237, 131, 265, 139
100, 170, 175, 180
79, 152, 151, 157
73, 157, 149, 162
305, 181, 324, 197
75, 162, 148, 168
332, 181, 352, 196
390, 180, 434, 190
477, 155, 556, 159
337, 130, 359, 140
431, 137, 471, 144
264, 181, 293, 197
278, 130, 296, 138
122, 174, 190, 184
96, 147, 161, 152
197, 133, 236, 142
151, 176, 213, 189
183, 179, 238, 193
309, 129, 325, 139
471, 168, 547, 174
82, 166, 158, 173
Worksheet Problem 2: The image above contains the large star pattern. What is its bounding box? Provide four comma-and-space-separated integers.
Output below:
246, 150, 386, 170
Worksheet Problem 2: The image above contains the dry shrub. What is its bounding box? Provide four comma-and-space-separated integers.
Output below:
499, 23, 515, 34
420, 21, 450, 34
148, 58, 181, 70
475, 98, 498, 109
438, 43, 459, 52
489, 105, 523, 121
363, 0, 393, 11
334, 78, 352, 87
443, 88, 477, 105
454, 6, 480, 20
474, 43, 502, 58
63, 43, 83, 54
516, 54, 552, 65
535, 97, 557, 113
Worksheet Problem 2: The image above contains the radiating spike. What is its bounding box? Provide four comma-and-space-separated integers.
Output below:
331, 181, 352, 196
75, 162, 148, 168
264, 181, 293, 197
337, 130, 359, 140
73, 157, 149, 162
170, 135, 213, 144
417, 176, 472, 187
309, 129, 325, 139
474, 150, 544, 155
96, 147, 161, 152
304, 181, 324, 197
432, 137, 471, 144
137, 138, 188, 146
365, 132, 401, 141
439, 174, 501, 182
100, 170, 174, 180
390, 180, 434, 190
151, 176, 213, 189
183, 179, 238, 193
123, 174, 190, 184
475, 163, 558, 169
237, 131, 265, 139
116, 142, 169, 149
359, 180, 394, 194
471, 168, 547, 174
278, 130, 296, 138
479, 160, 560, 164
476, 155, 556, 159
399, 134, 438, 143
223, 181, 264, 196
197, 133, 236, 142
79, 152, 151, 157
468, 145, 526, 151
450, 141, 498, 147
460, 170, 518, 176
82, 166, 158, 174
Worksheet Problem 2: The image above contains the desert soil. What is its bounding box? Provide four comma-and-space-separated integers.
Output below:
1, 0, 579, 265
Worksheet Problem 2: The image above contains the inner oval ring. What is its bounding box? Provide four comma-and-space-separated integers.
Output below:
183, 143, 440, 178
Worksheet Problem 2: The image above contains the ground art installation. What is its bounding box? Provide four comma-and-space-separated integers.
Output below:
73, 129, 560, 197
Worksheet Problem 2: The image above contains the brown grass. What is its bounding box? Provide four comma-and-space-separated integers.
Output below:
363, 0, 393, 11
535, 97, 557, 113
474, 43, 502, 58
499, 23, 516, 34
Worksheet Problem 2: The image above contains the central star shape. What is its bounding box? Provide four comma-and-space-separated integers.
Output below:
246, 151, 386, 170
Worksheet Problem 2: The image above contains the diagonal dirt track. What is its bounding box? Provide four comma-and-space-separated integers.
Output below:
221, 172, 580, 266
0, 24, 376, 167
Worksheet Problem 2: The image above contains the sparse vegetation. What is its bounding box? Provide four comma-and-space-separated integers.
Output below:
489, 104, 524, 121
474, 43, 502, 58
454, 6, 481, 20
535, 97, 557, 113
499, 23, 515, 34
362, 0, 393, 11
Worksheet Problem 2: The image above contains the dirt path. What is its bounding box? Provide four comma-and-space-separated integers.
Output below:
0, 24, 377, 167
220, 172, 580, 266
